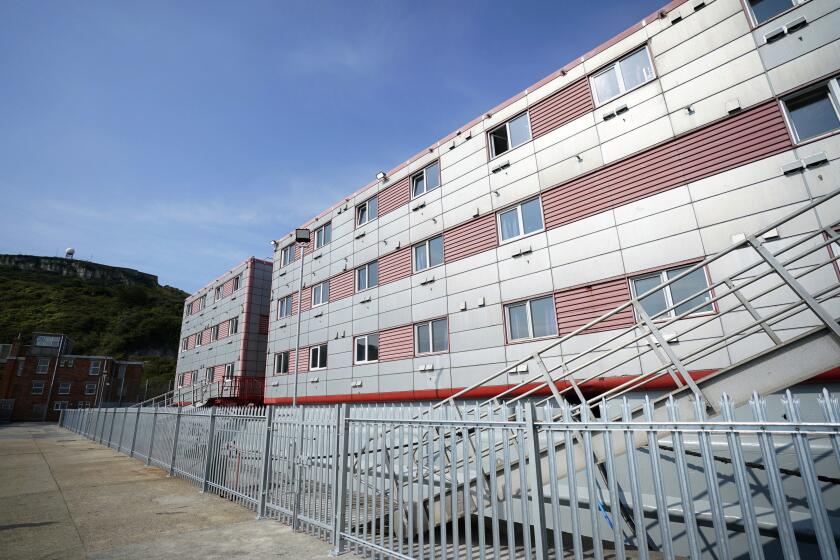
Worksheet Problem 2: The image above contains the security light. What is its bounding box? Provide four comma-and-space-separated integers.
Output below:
295, 229, 311, 243
376, 171, 387, 181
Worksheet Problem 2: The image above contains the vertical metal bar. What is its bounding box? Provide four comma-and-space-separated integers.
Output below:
107, 408, 116, 447
782, 391, 839, 560
643, 396, 674, 559
516, 403, 533, 560
525, 402, 549, 560
620, 398, 650, 556
461, 403, 473, 560
130, 406, 141, 458
580, 406, 604, 560
691, 398, 731, 560
666, 397, 701, 560
146, 405, 158, 466
563, 401, 583, 560
169, 407, 182, 477
598, 401, 625, 560
720, 393, 764, 560
292, 406, 305, 531
487, 404, 500, 560
749, 392, 800, 560
202, 407, 217, 493
257, 406, 274, 518
818, 388, 840, 469
544, 404, 563, 558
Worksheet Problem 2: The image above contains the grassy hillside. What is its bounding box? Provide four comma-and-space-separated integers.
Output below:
0, 263, 187, 390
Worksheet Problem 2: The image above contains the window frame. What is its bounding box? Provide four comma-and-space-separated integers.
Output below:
89, 360, 101, 376
36, 358, 50, 375
214, 285, 222, 301
314, 222, 332, 249
280, 245, 295, 267
356, 195, 378, 226
229, 316, 239, 335
497, 197, 545, 243
411, 161, 442, 198
224, 363, 235, 379
84, 383, 97, 396
415, 318, 449, 355
31, 381, 45, 395
590, 45, 656, 107
354, 333, 380, 364
53, 401, 68, 411
312, 281, 330, 307
744, 0, 800, 26
413, 234, 445, 273
233, 274, 242, 291
781, 77, 840, 144
277, 295, 293, 318
58, 382, 71, 395
488, 112, 532, 159
504, 295, 558, 342
274, 351, 290, 374
629, 264, 716, 321
356, 260, 379, 292
309, 344, 328, 370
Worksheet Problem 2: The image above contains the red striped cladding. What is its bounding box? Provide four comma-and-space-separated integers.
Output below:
213, 365, 225, 382
529, 77, 594, 139
330, 270, 355, 302
297, 347, 309, 373
379, 325, 414, 361
300, 286, 312, 312
554, 278, 635, 336
218, 320, 230, 338
379, 247, 412, 285
542, 101, 792, 229
259, 314, 269, 335
444, 213, 498, 263
378, 176, 411, 216
222, 278, 234, 297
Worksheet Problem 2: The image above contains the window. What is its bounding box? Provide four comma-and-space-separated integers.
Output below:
314, 222, 332, 249
412, 161, 441, 198
59, 359, 66, 368
310, 344, 328, 370
489, 113, 531, 158
181, 338, 188, 351
84, 383, 97, 396
205, 368, 213, 383
36, 358, 50, 374
355, 334, 379, 364
312, 281, 330, 306
53, 401, 68, 411
78, 401, 91, 408
748, 0, 798, 24
89, 360, 101, 375
414, 235, 444, 272
277, 295, 293, 318
229, 316, 239, 335
224, 363, 234, 379
58, 382, 71, 395
783, 79, 840, 143
233, 274, 242, 291
214, 285, 222, 301
506, 296, 558, 341
591, 47, 655, 106
31, 381, 45, 395
356, 261, 379, 291
415, 319, 448, 354
631, 265, 714, 319
195, 332, 203, 347
357, 196, 378, 226
67, 359, 74, 368
211, 324, 220, 341
280, 245, 295, 267
274, 351, 290, 374
498, 197, 544, 242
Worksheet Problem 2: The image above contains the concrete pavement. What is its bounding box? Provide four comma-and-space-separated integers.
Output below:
0, 423, 342, 559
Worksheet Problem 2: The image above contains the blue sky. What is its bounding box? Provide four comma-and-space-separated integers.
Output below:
0, 0, 665, 292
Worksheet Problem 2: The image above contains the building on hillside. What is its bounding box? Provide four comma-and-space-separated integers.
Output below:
0, 333, 144, 421
174, 257, 272, 405
263, 0, 840, 405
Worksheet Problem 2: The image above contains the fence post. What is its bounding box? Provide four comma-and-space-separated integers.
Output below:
146, 405, 159, 466
331, 404, 350, 555
117, 408, 127, 452
202, 407, 217, 492
292, 406, 306, 531
169, 406, 182, 477
96, 407, 104, 443
525, 402, 549, 560
107, 407, 116, 448
130, 406, 141, 458
256, 406, 274, 519
58, 409, 65, 428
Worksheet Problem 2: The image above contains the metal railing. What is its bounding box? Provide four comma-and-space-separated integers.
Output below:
60, 388, 840, 559
134, 376, 265, 408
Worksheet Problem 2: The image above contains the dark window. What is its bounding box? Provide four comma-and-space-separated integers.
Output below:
784, 82, 840, 143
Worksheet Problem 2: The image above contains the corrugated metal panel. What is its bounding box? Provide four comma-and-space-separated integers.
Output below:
187, 334, 196, 349
543, 101, 792, 228
213, 364, 226, 382
529, 77, 594, 139
218, 320, 230, 338
297, 347, 309, 373
444, 213, 498, 263
222, 278, 234, 297
291, 292, 299, 314
379, 247, 412, 285
379, 325, 414, 362
329, 270, 354, 302
259, 314, 269, 335
378, 176, 410, 216
554, 278, 635, 335
200, 329, 211, 345
300, 286, 312, 312
183, 371, 193, 385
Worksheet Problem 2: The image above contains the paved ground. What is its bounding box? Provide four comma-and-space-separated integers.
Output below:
0, 423, 343, 559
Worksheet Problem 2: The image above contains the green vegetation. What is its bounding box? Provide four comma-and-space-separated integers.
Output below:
0, 266, 187, 388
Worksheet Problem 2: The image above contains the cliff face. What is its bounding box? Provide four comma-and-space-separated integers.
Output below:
0, 255, 159, 287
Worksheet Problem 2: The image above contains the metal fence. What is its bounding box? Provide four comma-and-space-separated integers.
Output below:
60, 388, 840, 559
